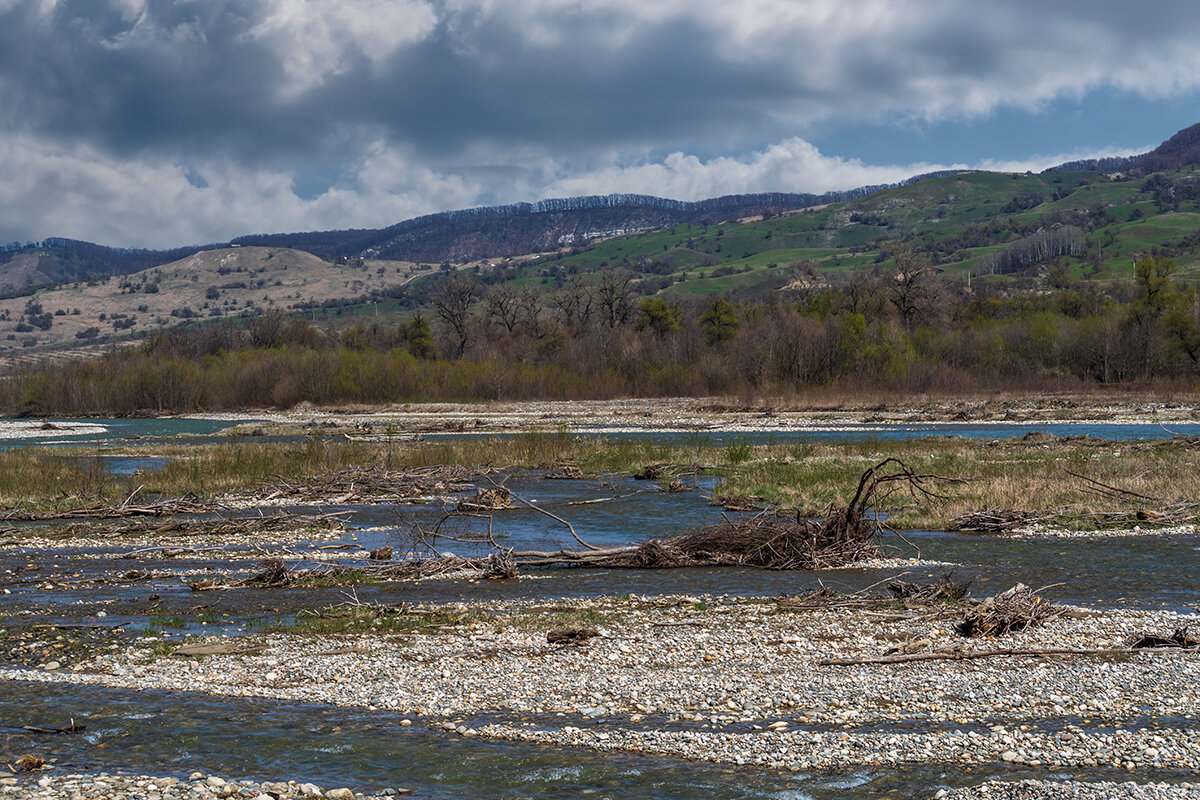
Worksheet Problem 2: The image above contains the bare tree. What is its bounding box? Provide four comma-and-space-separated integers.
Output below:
485, 285, 522, 334
552, 276, 594, 332
594, 269, 636, 328
518, 287, 545, 338
432, 273, 477, 358
888, 250, 937, 331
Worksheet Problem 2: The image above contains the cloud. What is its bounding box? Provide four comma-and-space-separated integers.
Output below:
1, 0, 1199, 245
0, 134, 482, 248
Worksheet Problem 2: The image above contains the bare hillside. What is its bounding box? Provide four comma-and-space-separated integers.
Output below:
0, 247, 429, 353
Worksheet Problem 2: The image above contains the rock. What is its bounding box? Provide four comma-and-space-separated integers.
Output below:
298, 783, 324, 797
1001, 750, 1020, 763
206, 776, 227, 787
43, 661, 61, 671
327, 789, 356, 800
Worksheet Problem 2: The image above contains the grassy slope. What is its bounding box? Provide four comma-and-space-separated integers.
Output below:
497, 167, 1200, 298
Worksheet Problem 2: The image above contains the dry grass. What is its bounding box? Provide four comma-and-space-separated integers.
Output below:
1, 433, 1197, 530
717, 436, 1200, 529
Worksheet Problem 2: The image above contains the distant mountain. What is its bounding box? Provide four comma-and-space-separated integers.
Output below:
1045, 122, 1200, 177
0, 238, 217, 294
10, 122, 1200, 291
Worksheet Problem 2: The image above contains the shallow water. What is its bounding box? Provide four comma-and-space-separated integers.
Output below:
4, 417, 1200, 795
4, 417, 1200, 449
0, 681, 1173, 799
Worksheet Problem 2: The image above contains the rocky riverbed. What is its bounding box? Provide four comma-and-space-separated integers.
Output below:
5, 594, 1199, 786
0, 772, 409, 799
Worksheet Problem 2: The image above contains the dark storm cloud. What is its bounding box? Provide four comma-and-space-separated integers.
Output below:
1, 0, 1199, 246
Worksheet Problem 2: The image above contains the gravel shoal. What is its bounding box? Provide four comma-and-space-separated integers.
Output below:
940, 779, 1200, 798
0, 771, 408, 800
5, 595, 1199, 773
1011, 524, 1200, 540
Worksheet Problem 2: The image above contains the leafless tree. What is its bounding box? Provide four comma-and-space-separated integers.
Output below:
888, 251, 938, 331
552, 276, 594, 332
486, 285, 521, 334
432, 273, 477, 358
594, 269, 636, 328
518, 287, 545, 338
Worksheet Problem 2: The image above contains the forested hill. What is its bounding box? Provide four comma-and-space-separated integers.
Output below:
0, 177, 960, 290
230, 181, 960, 263
10, 121, 1200, 289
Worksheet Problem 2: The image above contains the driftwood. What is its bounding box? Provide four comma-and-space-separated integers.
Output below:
547, 627, 600, 645
0, 493, 208, 521
255, 465, 474, 504
22, 719, 84, 735
515, 459, 954, 571
1129, 627, 1199, 649
956, 583, 1061, 637
949, 509, 1052, 532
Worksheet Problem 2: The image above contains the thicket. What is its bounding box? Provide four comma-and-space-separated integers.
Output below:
3, 254, 1199, 415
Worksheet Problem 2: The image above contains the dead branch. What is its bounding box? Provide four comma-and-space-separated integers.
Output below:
488, 476, 600, 551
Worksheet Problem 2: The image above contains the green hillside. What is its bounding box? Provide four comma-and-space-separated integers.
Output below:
440, 166, 1200, 302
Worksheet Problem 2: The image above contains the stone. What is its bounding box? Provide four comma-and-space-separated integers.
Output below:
326, 789, 356, 800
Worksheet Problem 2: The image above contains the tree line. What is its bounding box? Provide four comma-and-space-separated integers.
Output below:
3, 254, 1198, 415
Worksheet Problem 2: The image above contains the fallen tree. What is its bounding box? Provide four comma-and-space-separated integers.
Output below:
512, 458, 954, 570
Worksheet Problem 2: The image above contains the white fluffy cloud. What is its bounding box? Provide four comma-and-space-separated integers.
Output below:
245, 0, 437, 95
0, 131, 1149, 249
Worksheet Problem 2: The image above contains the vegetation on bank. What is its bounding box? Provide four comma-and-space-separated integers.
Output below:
4, 253, 1200, 415
2, 433, 1197, 530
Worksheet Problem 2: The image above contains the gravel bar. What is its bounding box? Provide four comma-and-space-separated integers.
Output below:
5, 594, 1199, 776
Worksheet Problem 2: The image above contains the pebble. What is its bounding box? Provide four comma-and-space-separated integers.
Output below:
0, 772, 409, 800
5, 594, 1199, 774
943, 779, 1200, 799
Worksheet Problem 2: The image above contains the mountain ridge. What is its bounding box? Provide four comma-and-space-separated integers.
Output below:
8, 123, 1200, 290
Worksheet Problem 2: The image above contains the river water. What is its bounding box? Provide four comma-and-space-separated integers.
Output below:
2, 417, 1198, 796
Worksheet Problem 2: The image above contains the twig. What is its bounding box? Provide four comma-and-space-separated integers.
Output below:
488, 476, 599, 551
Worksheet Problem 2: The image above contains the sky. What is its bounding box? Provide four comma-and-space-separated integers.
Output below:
2, 1, 1200, 249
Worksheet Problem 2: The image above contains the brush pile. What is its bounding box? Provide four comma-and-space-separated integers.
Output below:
233, 550, 518, 588
613, 508, 879, 570
254, 465, 474, 504
514, 458, 953, 571
949, 509, 1052, 532
457, 487, 512, 511
887, 574, 971, 602
0, 493, 209, 521
956, 583, 1061, 637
